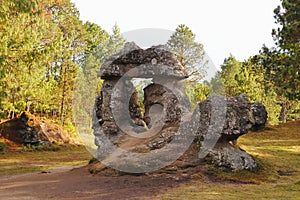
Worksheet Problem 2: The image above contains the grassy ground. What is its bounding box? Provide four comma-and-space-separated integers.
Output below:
0, 144, 92, 175
0, 122, 299, 199
157, 121, 300, 200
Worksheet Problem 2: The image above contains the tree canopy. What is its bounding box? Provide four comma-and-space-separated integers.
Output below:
167, 24, 207, 82
254, 0, 300, 100
0, 0, 125, 129
0, 0, 298, 132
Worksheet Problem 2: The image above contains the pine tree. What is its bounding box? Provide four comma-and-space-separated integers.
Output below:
208, 72, 226, 96
221, 56, 282, 125
0, 0, 109, 124
73, 25, 125, 130
220, 55, 242, 97
0, 0, 54, 118
252, 0, 300, 122
167, 24, 207, 82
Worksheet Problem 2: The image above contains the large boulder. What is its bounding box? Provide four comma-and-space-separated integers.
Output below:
92, 43, 268, 173
0, 112, 70, 145
94, 43, 188, 140
195, 95, 267, 171
99, 43, 188, 80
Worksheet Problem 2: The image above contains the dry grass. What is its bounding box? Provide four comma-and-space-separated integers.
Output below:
0, 121, 299, 199
0, 145, 92, 175
157, 121, 300, 200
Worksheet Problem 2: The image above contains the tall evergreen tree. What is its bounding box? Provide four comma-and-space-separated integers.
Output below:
0, 0, 53, 118
253, 0, 300, 122
208, 72, 225, 96
220, 55, 243, 97
0, 0, 112, 125
167, 24, 207, 82
221, 56, 281, 125
73, 25, 125, 130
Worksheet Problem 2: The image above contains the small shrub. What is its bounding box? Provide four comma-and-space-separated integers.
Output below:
89, 157, 98, 164
0, 142, 7, 152
21, 144, 61, 152
63, 121, 79, 140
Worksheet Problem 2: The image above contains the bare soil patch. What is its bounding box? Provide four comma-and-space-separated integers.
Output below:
0, 166, 194, 200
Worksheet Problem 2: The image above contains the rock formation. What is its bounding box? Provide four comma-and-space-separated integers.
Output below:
196, 95, 267, 171
0, 112, 70, 145
92, 42, 268, 173
94, 43, 188, 139
143, 83, 190, 128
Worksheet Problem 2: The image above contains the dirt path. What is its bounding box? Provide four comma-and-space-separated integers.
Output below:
0, 166, 188, 200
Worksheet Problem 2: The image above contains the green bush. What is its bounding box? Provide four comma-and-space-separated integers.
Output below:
287, 100, 300, 121
0, 142, 7, 152
21, 144, 61, 152
63, 120, 78, 139
89, 157, 98, 164
261, 89, 281, 125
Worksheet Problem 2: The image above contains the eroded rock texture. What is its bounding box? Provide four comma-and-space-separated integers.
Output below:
94, 43, 188, 140
143, 83, 190, 128
92, 42, 268, 173
0, 112, 70, 145
195, 95, 267, 171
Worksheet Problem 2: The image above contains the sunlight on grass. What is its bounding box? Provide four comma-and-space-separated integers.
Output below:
158, 122, 300, 200
0, 158, 22, 164
262, 145, 300, 154
0, 145, 92, 175
160, 181, 300, 200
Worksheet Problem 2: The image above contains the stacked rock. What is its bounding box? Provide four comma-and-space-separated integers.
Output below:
92, 42, 268, 172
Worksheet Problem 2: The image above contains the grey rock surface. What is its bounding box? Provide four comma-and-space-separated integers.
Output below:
99, 43, 188, 79
196, 94, 268, 143
93, 43, 268, 172
0, 112, 69, 145
196, 94, 267, 171
206, 143, 257, 171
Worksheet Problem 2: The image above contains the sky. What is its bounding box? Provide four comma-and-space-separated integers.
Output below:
71, 0, 281, 70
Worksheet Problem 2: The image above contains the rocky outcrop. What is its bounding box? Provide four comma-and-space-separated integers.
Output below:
143, 84, 189, 128
92, 43, 268, 173
195, 95, 267, 171
99, 43, 188, 80
0, 112, 69, 145
94, 43, 188, 139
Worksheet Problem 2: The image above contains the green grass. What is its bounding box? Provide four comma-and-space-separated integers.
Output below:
157, 122, 300, 200
0, 145, 92, 175
160, 182, 300, 200
0, 122, 299, 199
0, 142, 7, 153
20, 144, 62, 152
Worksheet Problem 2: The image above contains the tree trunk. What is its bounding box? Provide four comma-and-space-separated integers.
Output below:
280, 98, 287, 123
26, 102, 31, 112
60, 67, 67, 126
